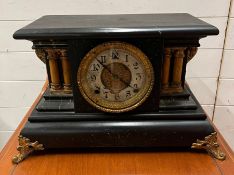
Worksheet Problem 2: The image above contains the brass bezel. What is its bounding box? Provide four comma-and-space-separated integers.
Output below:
77, 41, 154, 113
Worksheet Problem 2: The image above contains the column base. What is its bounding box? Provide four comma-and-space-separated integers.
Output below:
161, 86, 183, 94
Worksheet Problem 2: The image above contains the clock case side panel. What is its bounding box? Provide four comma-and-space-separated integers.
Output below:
68, 38, 163, 113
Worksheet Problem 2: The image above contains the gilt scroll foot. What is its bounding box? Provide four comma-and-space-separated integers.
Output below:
191, 132, 226, 160
12, 135, 44, 164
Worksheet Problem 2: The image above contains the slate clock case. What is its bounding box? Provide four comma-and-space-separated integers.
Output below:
11, 14, 226, 163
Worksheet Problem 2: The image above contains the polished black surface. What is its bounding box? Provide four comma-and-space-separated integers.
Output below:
22, 119, 214, 148
13, 13, 218, 39
31, 86, 205, 122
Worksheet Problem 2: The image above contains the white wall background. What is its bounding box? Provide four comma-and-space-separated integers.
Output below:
0, 0, 234, 151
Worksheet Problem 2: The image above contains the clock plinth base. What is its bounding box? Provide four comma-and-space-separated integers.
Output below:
18, 86, 220, 150
14, 126, 226, 163
14, 84, 225, 162
17, 86, 224, 161
21, 119, 214, 149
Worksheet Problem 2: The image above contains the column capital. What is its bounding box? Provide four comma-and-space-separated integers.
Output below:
164, 48, 171, 56
57, 49, 68, 59
45, 48, 60, 59
35, 49, 46, 64
187, 47, 198, 62
173, 48, 185, 58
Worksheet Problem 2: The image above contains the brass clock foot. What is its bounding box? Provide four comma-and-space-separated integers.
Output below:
12, 135, 44, 164
191, 132, 226, 160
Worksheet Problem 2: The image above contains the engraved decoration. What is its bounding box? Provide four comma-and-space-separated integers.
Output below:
191, 132, 226, 160
12, 135, 44, 164
187, 47, 198, 62
35, 49, 46, 64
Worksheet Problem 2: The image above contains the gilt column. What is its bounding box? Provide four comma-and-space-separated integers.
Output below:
59, 49, 72, 93
161, 48, 171, 91
46, 49, 61, 91
172, 48, 185, 92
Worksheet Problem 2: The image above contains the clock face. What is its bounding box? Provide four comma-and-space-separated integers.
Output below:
77, 41, 154, 113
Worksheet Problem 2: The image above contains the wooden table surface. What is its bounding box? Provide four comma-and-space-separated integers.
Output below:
1, 81, 234, 175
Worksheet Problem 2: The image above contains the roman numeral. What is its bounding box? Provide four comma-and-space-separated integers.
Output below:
91, 63, 100, 71
99, 55, 106, 63
125, 55, 128, 62
112, 50, 119, 59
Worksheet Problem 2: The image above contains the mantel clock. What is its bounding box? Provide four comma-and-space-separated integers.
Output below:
12, 14, 226, 163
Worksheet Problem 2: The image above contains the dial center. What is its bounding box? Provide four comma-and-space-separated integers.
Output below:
101, 62, 131, 94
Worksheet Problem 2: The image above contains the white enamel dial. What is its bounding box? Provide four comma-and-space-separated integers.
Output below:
77, 42, 154, 113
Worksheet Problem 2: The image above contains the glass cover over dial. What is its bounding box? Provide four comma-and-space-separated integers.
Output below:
77, 41, 154, 113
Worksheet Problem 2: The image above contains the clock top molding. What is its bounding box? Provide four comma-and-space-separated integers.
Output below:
13, 13, 218, 40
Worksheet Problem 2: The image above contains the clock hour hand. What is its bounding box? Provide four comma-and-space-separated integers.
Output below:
96, 59, 136, 90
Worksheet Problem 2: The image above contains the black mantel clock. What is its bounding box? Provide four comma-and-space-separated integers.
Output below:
12, 13, 226, 163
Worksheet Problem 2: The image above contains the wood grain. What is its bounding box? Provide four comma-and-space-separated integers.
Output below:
0, 80, 234, 175
11, 151, 222, 175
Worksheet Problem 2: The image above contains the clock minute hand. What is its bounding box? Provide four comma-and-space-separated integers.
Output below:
96, 59, 135, 90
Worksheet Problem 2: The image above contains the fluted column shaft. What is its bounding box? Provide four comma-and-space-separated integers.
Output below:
59, 49, 72, 93
46, 49, 61, 90
171, 48, 185, 92
161, 48, 171, 89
